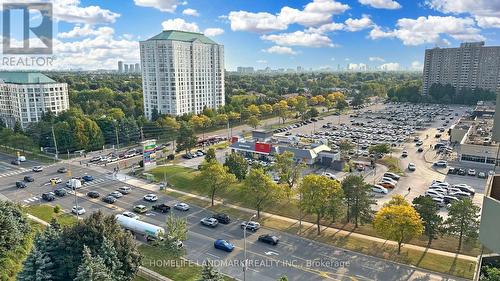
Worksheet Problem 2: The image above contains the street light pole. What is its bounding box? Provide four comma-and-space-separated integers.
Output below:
243, 213, 256, 281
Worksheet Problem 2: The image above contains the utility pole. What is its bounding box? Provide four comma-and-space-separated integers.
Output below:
115, 123, 120, 150
140, 126, 144, 141
51, 125, 58, 160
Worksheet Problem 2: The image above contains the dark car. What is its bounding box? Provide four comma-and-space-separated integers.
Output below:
82, 175, 94, 182
86, 191, 100, 198
42, 192, 55, 201
11, 160, 20, 165
457, 168, 467, 176
23, 176, 34, 182
16, 181, 27, 188
212, 213, 231, 224
152, 203, 171, 213
417, 147, 424, 153
258, 234, 279, 245
54, 188, 67, 197
447, 167, 457, 175
57, 167, 68, 173
443, 195, 459, 205
102, 196, 117, 204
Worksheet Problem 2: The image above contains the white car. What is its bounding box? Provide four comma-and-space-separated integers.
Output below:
430, 187, 448, 194
143, 194, 158, 202
372, 184, 388, 194
72, 206, 86, 215
383, 172, 400, 181
240, 221, 261, 231
381, 177, 398, 185
408, 163, 416, 171
109, 191, 123, 198
50, 177, 62, 184
425, 190, 444, 198
122, 211, 139, 219
449, 191, 472, 198
322, 172, 337, 180
174, 202, 190, 211
200, 217, 219, 227
433, 160, 448, 167
32, 166, 43, 172
430, 182, 450, 189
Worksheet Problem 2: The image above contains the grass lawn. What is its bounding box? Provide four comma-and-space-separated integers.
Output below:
379, 156, 404, 175
138, 244, 234, 281
24, 204, 77, 226
150, 165, 479, 279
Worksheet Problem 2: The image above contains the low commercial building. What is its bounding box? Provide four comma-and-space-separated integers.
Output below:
0, 72, 69, 129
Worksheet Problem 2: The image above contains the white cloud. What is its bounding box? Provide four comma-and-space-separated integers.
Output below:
204, 28, 224, 36
182, 8, 199, 17
411, 61, 423, 70
378, 62, 400, 71
134, 0, 181, 13
427, 0, 500, 29
344, 15, 374, 31
331, 57, 335, 61
348, 63, 367, 71
262, 45, 298, 55
359, 0, 401, 9
256, 59, 268, 64
369, 56, 385, 62
161, 18, 200, 32
228, 0, 349, 33
261, 31, 335, 47
306, 22, 344, 33
369, 16, 484, 45
58, 24, 114, 38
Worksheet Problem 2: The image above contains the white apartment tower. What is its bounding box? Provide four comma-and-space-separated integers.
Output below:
140, 30, 225, 119
0, 72, 69, 128
423, 42, 500, 94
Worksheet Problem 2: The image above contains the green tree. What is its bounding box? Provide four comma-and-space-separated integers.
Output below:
295, 96, 309, 120
336, 99, 348, 111
273, 100, 290, 124
98, 237, 124, 279
17, 245, 54, 281
338, 139, 355, 159
0, 201, 31, 261
341, 175, 376, 228
157, 214, 188, 258
482, 266, 500, 281
197, 160, 236, 206
199, 261, 224, 281
445, 199, 480, 251
205, 148, 217, 163
243, 167, 281, 218
14, 121, 23, 134
368, 143, 391, 156
74, 246, 111, 281
224, 153, 248, 181
176, 122, 197, 153
273, 151, 304, 193
299, 174, 344, 235
373, 195, 424, 254
248, 115, 261, 129
412, 196, 444, 246
277, 276, 289, 281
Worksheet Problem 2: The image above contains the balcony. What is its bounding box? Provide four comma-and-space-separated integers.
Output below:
479, 174, 500, 254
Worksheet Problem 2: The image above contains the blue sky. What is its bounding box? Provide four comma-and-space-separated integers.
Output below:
6, 0, 500, 71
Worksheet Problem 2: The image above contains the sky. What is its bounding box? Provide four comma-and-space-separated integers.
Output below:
2, 0, 500, 71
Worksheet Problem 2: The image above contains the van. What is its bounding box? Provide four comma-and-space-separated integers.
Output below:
18, 156, 26, 162
117, 186, 131, 194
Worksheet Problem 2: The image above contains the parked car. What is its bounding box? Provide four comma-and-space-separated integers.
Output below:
16, 181, 27, 188
32, 166, 43, 172
54, 188, 67, 197
87, 191, 100, 198
212, 213, 231, 224
408, 163, 416, 171
453, 184, 476, 195
122, 211, 139, 219
72, 206, 86, 215
109, 191, 123, 198
200, 217, 219, 227
143, 194, 158, 202
24, 176, 34, 182
383, 172, 400, 181
42, 192, 55, 201
82, 175, 94, 182
11, 159, 20, 165
50, 177, 62, 184
240, 221, 261, 232
402, 150, 408, 157
152, 203, 171, 213
478, 172, 487, 179
417, 147, 424, 153
457, 168, 467, 176
377, 181, 395, 189
258, 234, 279, 245
57, 167, 68, 173
425, 189, 444, 198
433, 160, 448, 167
447, 167, 457, 175
449, 191, 472, 199
372, 184, 388, 194
133, 205, 148, 214
467, 169, 476, 176
443, 195, 460, 205
117, 186, 131, 194
432, 197, 445, 208
102, 195, 117, 204
214, 239, 234, 252
174, 202, 190, 211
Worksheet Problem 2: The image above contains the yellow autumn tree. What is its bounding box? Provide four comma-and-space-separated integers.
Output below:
373, 195, 424, 254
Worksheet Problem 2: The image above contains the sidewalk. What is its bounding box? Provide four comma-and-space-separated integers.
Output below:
114, 172, 477, 262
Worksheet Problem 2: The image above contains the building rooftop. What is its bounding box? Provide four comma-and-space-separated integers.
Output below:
464, 116, 496, 146
146, 30, 218, 45
0, 72, 56, 84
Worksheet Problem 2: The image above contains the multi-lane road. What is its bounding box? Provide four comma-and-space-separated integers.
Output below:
0, 152, 468, 281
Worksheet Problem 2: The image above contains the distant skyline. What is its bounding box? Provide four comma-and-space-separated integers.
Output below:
2, 0, 499, 71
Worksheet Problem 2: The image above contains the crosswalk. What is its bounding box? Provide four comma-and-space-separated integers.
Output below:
24, 196, 41, 204
0, 167, 29, 178
81, 178, 107, 187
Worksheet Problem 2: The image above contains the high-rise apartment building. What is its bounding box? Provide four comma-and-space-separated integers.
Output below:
0, 72, 69, 128
129, 64, 135, 73
423, 42, 500, 94
135, 63, 140, 73
118, 61, 123, 73
140, 30, 224, 119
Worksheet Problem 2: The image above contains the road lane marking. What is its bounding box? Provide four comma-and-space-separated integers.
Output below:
205, 252, 221, 259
